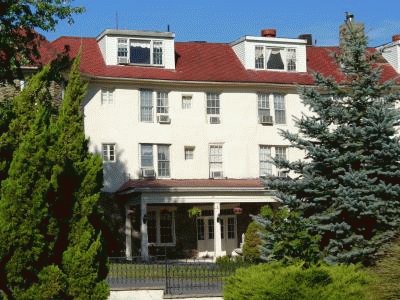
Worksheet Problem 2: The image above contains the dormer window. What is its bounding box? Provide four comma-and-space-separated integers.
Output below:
117, 39, 163, 66
254, 46, 296, 71
117, 39, 128, 64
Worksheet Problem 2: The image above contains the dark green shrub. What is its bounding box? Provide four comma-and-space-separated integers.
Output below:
243, 221, 264, 262
224, 262, 371, 300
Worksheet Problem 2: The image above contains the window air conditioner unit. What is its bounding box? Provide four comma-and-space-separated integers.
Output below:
209, 116, 220, 124
117, 56, 128, 64
260, 115, 273, 125
211, 171, 223, 179
142, 168, 156, 178
157, 114, 171, 124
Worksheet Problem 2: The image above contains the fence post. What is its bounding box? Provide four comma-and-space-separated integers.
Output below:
165, 247, 169, 294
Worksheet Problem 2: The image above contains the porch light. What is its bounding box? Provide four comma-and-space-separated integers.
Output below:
233, 207, 243, 215
142, 214, 148, 224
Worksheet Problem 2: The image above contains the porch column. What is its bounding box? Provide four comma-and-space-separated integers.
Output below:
125, 204, 132, 258
140, 200, 149, 261
213, 202, 222, 260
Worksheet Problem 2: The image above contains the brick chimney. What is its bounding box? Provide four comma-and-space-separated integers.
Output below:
261, 29, 276, 38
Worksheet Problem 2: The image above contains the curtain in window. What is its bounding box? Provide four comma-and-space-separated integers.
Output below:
130, 40, 151, 64
267, 48, 284, 70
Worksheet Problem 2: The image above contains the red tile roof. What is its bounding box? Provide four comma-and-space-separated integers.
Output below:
118, 178, 265, 192
39, 36, 400, 85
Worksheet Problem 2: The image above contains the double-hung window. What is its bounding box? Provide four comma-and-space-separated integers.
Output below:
157, 145, 170, 177
206, 93, 220, 124
209, 144, 223, 178
140, 144, 154, 168
207, 93, 220, 115
275, 146, 288, 177
274, 94, 286, 124
140, 90, 153, 122
258, 93, 271, 121
102, 144, 116, 162
140, 144, 170, 177
259, 146, 288, 177
287, 48, 296, 71
101, 89, 113, 105
156, 91, 169, 114
259, 145, 272, 176
117, 38, 128, 63
140, 90, 169, 122
255, 46, 265, 69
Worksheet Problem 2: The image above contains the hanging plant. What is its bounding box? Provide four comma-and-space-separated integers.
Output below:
188, 207, 201, 218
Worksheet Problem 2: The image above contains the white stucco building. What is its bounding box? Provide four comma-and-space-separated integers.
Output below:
40, 22, 400, 260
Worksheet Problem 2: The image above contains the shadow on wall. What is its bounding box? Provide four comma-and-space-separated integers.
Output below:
92, 145, 129, 193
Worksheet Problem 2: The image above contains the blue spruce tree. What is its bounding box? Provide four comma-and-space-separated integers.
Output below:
265, 19, 400, 264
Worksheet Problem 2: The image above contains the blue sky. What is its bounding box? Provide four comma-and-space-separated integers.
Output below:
40, 0, 400, 46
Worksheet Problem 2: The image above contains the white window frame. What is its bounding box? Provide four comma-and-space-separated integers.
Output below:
286, 48, 296, 72
117, 38, 128, 62
184, 146, 195, 160
102, 143, 116, 162
274, 94, 286, 124
182, 95, 192, 109
156, 91, 169, 114
140, 90, 170, 123
259, 145, 288, 177
254, 46, 297, 72
259, 145, 272, 177
118, 39, 163, 66
206, 93, 220, 115
258, 93, 271, 119
147, 207, 176, 246
101, 88, 114, 105
209, 144, 223, 178
139, 144, 171, 178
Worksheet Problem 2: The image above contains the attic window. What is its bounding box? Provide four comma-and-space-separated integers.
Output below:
119, 39, 164, 66
130, 40, 151, 64
254, 46, 297, 72
267, 48, 284, 70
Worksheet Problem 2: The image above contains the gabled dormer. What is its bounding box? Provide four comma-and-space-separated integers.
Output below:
377, 34, 400, 74
97, 29, 176, 69
230, 29, 307, 72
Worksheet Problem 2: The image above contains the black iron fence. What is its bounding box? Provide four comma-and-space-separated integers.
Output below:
107, 256, 242, 296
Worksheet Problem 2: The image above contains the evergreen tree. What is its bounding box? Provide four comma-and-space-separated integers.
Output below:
266, 21, 400, 264
0, 65, 54, 184
49, 56, 108, 299
0, 58, 108, 299
0, 103, 62, 298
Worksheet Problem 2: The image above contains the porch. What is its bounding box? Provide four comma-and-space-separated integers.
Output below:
118, 178, 277, 260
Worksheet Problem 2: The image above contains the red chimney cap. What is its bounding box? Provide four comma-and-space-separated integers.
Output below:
392, 34, 400, 42
261, 29, 277, 38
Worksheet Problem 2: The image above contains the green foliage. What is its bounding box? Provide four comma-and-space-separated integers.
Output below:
50, 55, 108, 299
187, 206, 201, 218
0, 104, 55, 297
0, 58, 108, 299
0, 65, 53, 184
255, 206, 321, 265
0, 1, 84, 81
242, 221, 264, 262
267, 20, 400, 264
367, 238, 400, 299
224, 262, 371, 300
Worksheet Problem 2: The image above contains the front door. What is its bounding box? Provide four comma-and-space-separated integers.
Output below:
196, 215, 237, 257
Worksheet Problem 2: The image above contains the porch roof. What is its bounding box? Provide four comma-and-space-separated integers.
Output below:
117, 178, 266, 193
